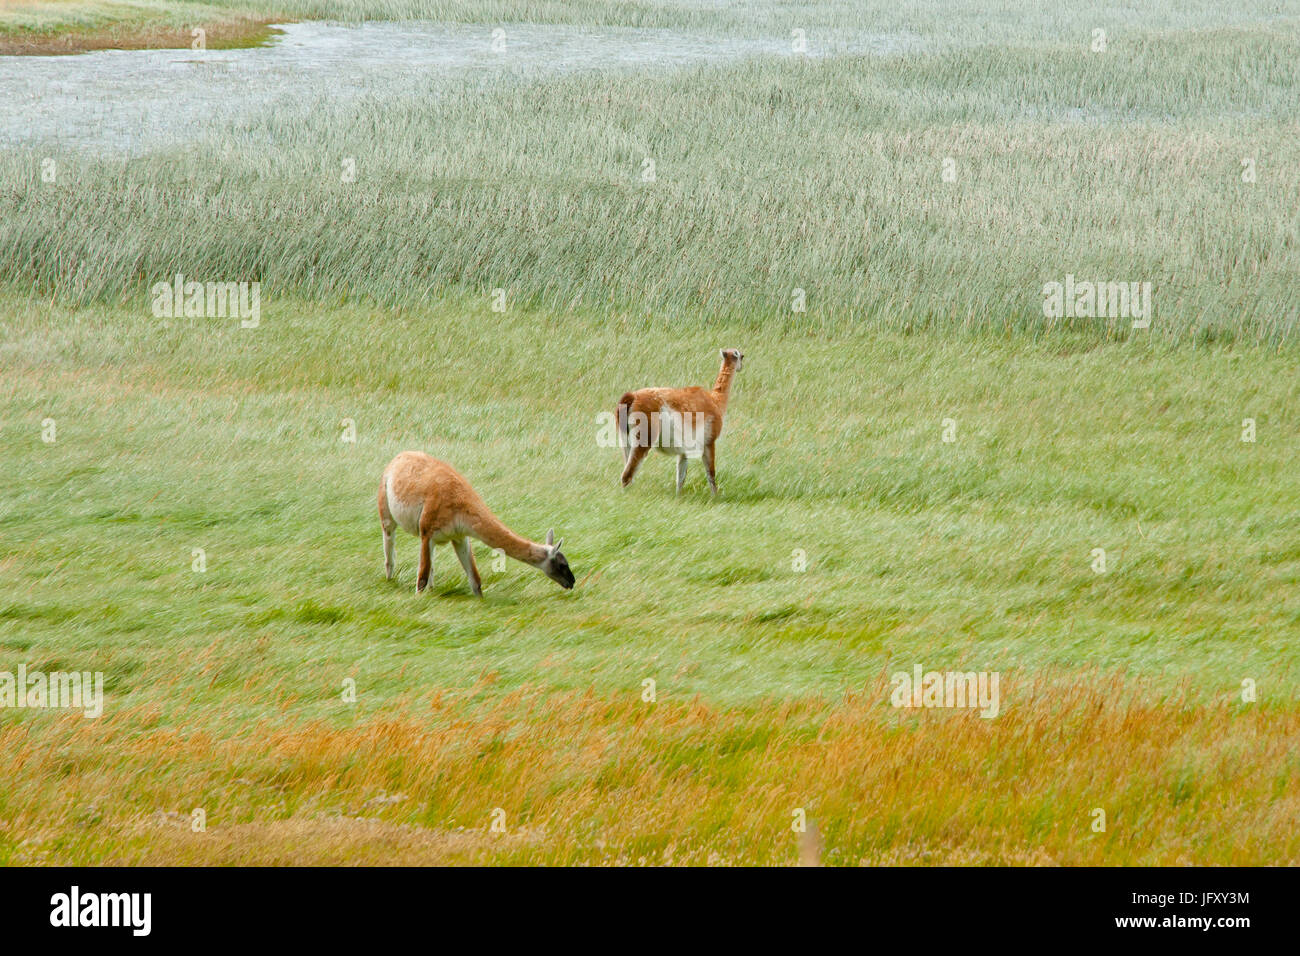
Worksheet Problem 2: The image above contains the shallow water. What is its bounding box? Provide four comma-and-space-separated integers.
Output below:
1, 21, 919, 154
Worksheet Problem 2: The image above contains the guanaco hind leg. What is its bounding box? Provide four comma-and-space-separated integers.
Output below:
416, 534, 433, 593
676, 454, 688, 494
621, 443, 650, 487
378, 477, 397, 579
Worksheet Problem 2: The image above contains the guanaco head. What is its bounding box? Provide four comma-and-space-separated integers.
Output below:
721, 347, 744, 371
540, 528, 575, 590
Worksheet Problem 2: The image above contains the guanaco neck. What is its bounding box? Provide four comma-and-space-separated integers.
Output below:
468, 512, 546, 566
712, 361, 737, 411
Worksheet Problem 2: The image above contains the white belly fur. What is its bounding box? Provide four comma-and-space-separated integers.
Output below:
385, 475, 464, 542
386, 475, 426, 537
653, 408, 710, 459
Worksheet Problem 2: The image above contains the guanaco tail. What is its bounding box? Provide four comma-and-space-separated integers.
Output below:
378, 451, 575, 595
615, 347, 744, 494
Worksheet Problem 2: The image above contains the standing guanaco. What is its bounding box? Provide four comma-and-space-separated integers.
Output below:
378, 451, 575, 595
615, 348, 744, 494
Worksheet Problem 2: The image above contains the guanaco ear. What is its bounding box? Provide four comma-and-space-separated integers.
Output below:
553, 538, 564, 552
545, 528, 555, 547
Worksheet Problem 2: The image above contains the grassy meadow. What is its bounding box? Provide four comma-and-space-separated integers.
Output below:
1, 1, 1298, 864
2, 296, 1298, 864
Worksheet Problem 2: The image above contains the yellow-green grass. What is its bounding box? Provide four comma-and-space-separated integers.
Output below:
1, 294, 1297, 864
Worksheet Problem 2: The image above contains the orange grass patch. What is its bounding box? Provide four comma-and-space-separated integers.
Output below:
1, 672, 1295, 865
0, 17, 281, 55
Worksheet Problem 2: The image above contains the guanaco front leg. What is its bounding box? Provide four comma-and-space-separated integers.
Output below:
676, 455, 688, 494
453, 538, 482, 597
703, 441, 718, 495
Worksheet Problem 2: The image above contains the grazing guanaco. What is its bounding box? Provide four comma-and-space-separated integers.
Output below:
616, 348, 744, 494
378, 451, 575, 595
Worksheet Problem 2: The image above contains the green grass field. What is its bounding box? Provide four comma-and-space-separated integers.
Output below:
2, 295, 1297, 863
0, 1, 1297, 864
